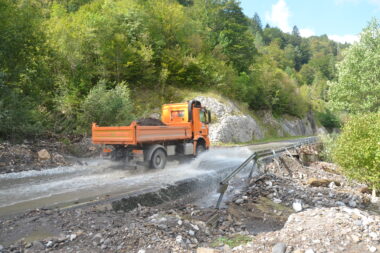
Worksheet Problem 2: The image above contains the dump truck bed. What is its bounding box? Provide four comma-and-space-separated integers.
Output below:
92, 122, 193, 145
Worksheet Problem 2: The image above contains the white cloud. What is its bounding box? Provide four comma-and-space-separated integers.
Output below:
328, 34, 360, 44
299, 28, 316, 37
265, 0, 316, 37
265, 0, 291, 33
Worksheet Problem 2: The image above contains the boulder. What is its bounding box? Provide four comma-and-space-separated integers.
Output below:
37, 149, 51, 161
307, 178, 341, 187
272, 242, 287, 253
52, 153, 65, 164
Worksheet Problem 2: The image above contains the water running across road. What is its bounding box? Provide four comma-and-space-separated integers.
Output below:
0, 139, 305, 216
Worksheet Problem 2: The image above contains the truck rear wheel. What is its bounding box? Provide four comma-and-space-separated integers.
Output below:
150, 149, 167, 169
111, 146, 127, 161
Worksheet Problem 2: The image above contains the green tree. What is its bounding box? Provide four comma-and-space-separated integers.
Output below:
328, 19, 380, 114
250, 12, 262, 34
332, 113, 380, 195
0, 0, 52, 139
213, 0, 256, 72
263, 27, 285, 47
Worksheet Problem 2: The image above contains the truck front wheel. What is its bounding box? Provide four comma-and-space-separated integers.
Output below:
150, 149, 167, 169
196, 144, 205, 156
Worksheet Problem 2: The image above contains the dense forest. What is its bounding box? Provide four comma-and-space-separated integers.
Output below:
0, 0, 349, 140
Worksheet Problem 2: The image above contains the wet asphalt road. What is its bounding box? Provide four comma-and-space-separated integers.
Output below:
0, 138, 307, 216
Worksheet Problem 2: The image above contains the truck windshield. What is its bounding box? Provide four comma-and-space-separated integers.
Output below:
200, 109, 207, 123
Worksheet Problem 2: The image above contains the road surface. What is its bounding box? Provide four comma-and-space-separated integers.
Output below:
0, 138, 309, 216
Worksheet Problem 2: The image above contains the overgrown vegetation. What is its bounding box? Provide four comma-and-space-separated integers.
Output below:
332, 113, 380, 195
328, 19, 380, 114
0, 0, 349, 140
327, 19, 380, 193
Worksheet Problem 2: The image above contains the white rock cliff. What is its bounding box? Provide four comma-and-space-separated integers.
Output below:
195, 96, 326, 143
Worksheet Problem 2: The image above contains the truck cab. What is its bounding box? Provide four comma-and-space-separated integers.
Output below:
162, 100, 211, 151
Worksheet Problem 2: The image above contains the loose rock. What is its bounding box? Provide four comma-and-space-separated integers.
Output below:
272, 242, 287, 253
37, 149, 51, 161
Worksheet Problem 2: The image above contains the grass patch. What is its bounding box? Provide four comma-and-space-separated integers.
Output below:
210, 234, 252, 248
255, 196, 292, 212
213, 135, 308, 147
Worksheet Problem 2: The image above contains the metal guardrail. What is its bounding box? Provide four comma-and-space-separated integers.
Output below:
214, 136, 317, 209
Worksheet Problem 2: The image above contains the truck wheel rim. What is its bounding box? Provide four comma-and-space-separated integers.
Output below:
155, 156, 161, 165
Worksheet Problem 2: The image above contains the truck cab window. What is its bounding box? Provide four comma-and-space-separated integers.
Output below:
171, 110, 184, 121
200, 110, 207, 124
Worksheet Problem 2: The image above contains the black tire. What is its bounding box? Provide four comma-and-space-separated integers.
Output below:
111, 147, 126, 161
150, 149, 167, 169
195, 144, 205, 157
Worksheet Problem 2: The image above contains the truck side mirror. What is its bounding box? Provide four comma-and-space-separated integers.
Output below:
208, 110, 211, 124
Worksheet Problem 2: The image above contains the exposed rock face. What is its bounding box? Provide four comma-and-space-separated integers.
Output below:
279, 116, 314, 136
260, 111, 323, 137
195, 96, 326, 143
195, 96, 264, 143
209, 115, 263, 143
195, 96, 239, 118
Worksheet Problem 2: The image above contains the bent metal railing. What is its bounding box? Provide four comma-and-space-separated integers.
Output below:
214, 136, 317, 209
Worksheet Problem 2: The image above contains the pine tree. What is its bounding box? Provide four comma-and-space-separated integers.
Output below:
250, 12, 262, 34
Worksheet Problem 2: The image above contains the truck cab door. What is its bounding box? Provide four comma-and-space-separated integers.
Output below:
193, 108, 208, 136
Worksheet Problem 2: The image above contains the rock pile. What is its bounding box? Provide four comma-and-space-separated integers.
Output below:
0, 141, 70, 174
234, 207, 380, 253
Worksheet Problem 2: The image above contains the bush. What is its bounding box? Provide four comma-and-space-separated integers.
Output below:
317, 110, 340, 130
80, 80, 134, 130
332, 113, 380, 193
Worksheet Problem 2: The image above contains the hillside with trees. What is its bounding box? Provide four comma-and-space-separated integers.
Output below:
0, 0, 349, 140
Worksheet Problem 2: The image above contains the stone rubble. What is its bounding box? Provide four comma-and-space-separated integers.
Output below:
0, 138, 101, 174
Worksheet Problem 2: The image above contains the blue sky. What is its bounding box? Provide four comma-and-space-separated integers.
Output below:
239, 0, 380, 43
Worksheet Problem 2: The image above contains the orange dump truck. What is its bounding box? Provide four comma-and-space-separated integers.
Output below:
92, 100, 211, 169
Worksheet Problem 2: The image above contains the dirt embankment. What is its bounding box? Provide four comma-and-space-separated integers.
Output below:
0, 117, 166, 174
0, 144, 379, 253
0, 138, 101, 174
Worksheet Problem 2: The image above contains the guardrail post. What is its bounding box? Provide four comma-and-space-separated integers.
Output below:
212, 137, 318, 210
272, 149, 281, 168
215, 183, 228, 209
247, 158, 258, 179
